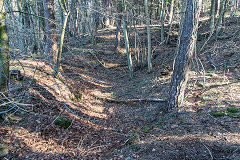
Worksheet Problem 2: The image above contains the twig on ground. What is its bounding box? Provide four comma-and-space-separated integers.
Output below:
206, 54, 220, 68
227, 146, 240, 159
201, 142, 213, 160
88, 51, 106, 68
105, 98, 168, 104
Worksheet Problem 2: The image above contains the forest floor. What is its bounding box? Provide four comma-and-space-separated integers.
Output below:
0, 17, 240, 159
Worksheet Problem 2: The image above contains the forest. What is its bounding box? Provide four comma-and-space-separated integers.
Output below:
0, 0, 240, 159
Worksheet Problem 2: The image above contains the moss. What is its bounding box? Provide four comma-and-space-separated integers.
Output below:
144, 126, 150, 133
75, 94, 83, 102
131, 145, 140, 151
54, 117, 71, 129
227, 107, 239, 113
210, 111, 225, 117
179, 117, 185, 124
227, 112, 240, 118
71, 93, 83, 102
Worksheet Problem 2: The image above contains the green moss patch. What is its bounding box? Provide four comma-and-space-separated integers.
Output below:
227, 107, 239, 113
54, 117, 71, 129
210, 111, 225, 117
227, 112, 240, 118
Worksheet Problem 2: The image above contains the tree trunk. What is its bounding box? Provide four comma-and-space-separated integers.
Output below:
215, 0, 221, 17
0, 0, 9, 96
231, 0, 238, 16
216, 0, 227, 38
145, 0, 152, 73
168, 0, 175, 25
114, 2, 122, 52
122, 0, 133, 78
43, 0, 58, 67
160, 0, 166, 42
104, 0, 110, 27
166, 0, 176, 44
168, 0, 202, 111
56, 11, 69, 75
209, 0, 215, 34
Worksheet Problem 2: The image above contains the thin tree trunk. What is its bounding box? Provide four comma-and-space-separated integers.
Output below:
17, 0, 25, 53
169, 0, 175, 25
145, 0, 152, 73
160, 0, 166, 42
168, 0, 202, 111
216, 0, 227, 38
215, 0, 221, 17
122, 0, 133, 78
56, 11, 69, 75
114, 3, 122, 52
104, 0, 110, 27
209, 0, 215, 34
231, 0, 239, 16
166, 17, 175, 44
166, 1, 176, 44
0, 0, 9, 96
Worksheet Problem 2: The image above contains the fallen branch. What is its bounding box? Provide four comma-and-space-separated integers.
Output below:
88, 51, 106, 68
206, 54, 220, 68
105, 98, 167, 103
109, 64, 128, 69
201, 142, 213, 160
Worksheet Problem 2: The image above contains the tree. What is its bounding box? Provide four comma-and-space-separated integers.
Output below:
43, 0, 58, 71
209, 0, 216, 35
56, 0, 70, 75
168, 0, 175, 25
160, 0, 166, 42
166, 0, 176, 44
231, 0, 239, 17
114, 2, 122, 52
0, 0, 9, 97
145, 0, 152, 73
122, 0, 133, 78
168, 0, 202, 111
215, 0, 227, 38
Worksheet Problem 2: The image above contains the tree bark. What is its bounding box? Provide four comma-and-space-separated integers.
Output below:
231, 0, 238, 16
114, 2, 122, 52
215, 0, 221, 17
168, 0, 175, 25
216, 0, 227, 38
209, 0, 215, 34
0, 0, 9, 96
122, 0, 133, 78
166, 0, 176, 44
43, 0, 58, 67
145, 0, 152, 73
56, 12, 69, 75
168, 0, 202, 111
160, 0, 166, 42
103, 0, 111, 27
